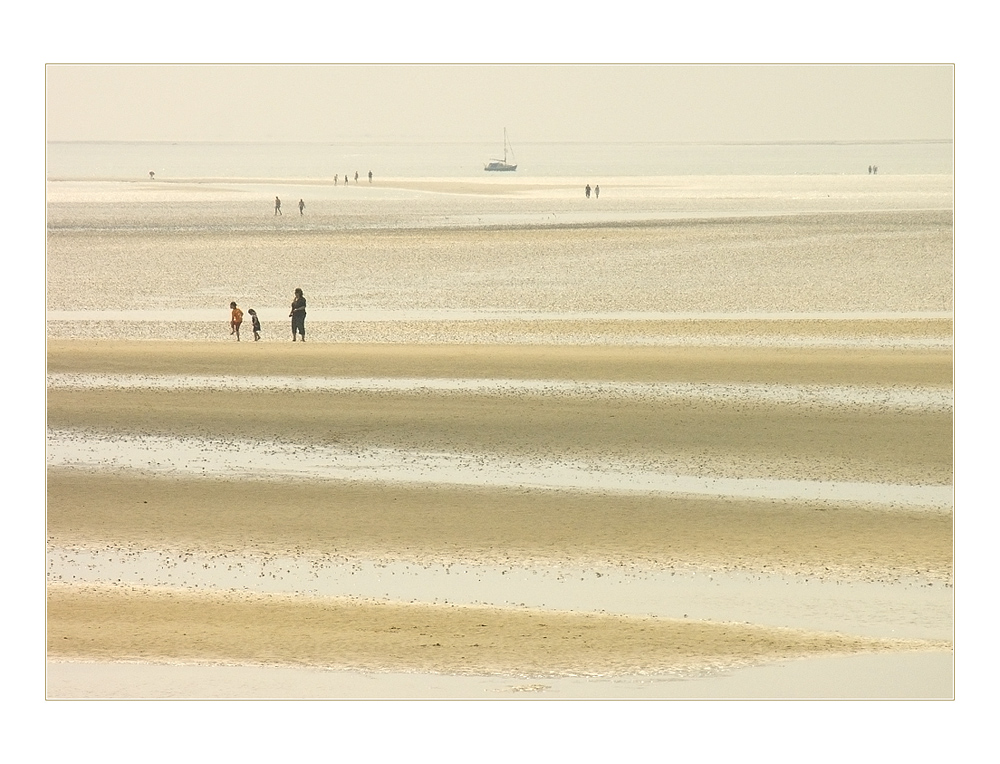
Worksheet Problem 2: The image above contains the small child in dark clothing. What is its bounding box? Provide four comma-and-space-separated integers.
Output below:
248, 309, 261, 341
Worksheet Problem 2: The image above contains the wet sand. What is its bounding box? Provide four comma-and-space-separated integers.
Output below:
46, 209, 953, 322
46, 337, 953, 694
44, 652, 956, 700
47, 583, 945, 678
46, 338, 953, 384
46, 341, 953, 488
45, 176, 953, 696
47, 472, 953, 580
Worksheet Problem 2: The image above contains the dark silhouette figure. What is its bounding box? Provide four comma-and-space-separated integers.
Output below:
585, 184, 591, 199
368, 170, 373, 183
248, 309, 261, 341
275, 196, 282, 215
298, 199, 305, 215
149, 171, 155, 180
290, 288, 306, 342
335, 174, 339, 185
355, 171, 359, 183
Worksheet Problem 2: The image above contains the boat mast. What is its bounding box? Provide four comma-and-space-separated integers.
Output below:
503, 128, 515, 166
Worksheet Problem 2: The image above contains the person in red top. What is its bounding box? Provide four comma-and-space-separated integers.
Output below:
230, 302, 244, 341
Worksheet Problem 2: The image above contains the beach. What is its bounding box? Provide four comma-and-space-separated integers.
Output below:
45, 166, 953, 698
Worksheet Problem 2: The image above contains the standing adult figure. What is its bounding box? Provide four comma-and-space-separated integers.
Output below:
298, 199, 305, 215
290, 288, 307, 342
585, 184, 591, 199
275, 196, 282, 215
368, 170, 373, 183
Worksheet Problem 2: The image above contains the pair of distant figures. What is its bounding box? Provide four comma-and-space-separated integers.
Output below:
229, 303, 261, 342
274, 197, 306, 215
585, 184, 600, 199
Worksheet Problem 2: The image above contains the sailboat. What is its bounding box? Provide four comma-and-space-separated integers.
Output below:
484, 128, 517, 172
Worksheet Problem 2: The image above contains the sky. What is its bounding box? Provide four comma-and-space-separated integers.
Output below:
45, 64, 953, 144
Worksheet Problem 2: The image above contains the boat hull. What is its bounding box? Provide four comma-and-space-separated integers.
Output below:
485, 128, 517, 171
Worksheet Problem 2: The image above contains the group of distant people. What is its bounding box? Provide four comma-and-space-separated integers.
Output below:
868, 165, 879, 174
334, 170, 373, 186
147, 169, 374, 195
272, 170, 374, 216
229, 288, 307, 342
585, 184, 600, 199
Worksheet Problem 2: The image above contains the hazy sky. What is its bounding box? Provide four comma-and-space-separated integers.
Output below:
46, 64, 953, 144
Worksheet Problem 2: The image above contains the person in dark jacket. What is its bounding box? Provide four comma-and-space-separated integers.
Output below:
290, 288, 306, 341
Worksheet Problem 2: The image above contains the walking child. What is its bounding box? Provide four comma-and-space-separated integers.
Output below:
248, 308, 261, 341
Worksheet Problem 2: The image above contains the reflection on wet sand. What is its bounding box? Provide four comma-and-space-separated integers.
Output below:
45, 173, 953, 697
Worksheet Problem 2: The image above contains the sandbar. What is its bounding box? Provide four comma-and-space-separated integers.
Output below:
47, 583, 946, 678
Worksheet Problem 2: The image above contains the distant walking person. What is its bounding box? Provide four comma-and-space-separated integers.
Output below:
355, 171, 359, 183
868, 165, 872, 174
344, 174, 348, 185
298, 199, 305, 215
585, 184, 591, 199
335, 174, 339, 185
290, 288, 307, 342
368, 170, 373, 183
594, 184, 600, 199
275, 196, 282, 215
248, 309, 261, 341
230, 302, 244, 341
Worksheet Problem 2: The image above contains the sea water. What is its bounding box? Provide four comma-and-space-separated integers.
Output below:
46, 139, 953, 180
